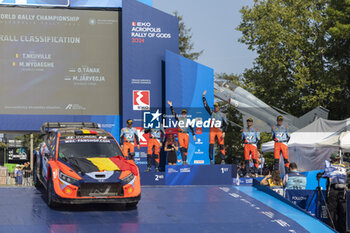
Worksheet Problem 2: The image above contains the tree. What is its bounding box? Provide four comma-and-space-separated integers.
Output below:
325, 0, 350, 119
174, 11, 203, 61
259, 132, 274, 169
215, 72, 244, 87
237, 0, 348, 119
0, 142, 7, 149
17, 134, 43, 150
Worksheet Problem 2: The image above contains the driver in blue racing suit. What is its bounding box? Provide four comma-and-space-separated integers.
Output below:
144, 127, 165, 172
120, 119, 140, 160
202, 90, 228, 164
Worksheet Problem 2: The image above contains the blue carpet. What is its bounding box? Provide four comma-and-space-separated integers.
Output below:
0, 186, 334, 233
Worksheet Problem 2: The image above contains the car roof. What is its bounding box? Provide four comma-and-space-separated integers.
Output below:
51, 128, 111, 137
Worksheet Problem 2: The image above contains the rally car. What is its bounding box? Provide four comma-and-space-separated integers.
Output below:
33, 122, 141, 208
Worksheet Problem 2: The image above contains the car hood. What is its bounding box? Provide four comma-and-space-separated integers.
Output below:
64, 156, 138, 176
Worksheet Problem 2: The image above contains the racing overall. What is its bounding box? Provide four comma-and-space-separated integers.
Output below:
242, 127, 260, 174
203, 97, 228, 163
323, 160, 347, 232
120, 127, 139, 160
144, 127, 165, 170
170, 106, 195, 164
271, 124, 290, 172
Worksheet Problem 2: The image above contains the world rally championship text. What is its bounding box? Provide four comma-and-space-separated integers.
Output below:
0, 35, 80, 44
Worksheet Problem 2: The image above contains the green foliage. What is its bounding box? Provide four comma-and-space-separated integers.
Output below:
237, 0, 349, 119
226, 106, 244, 163
325, 0, 350, 119
174, 11, 203, 61
0, 142, 7, 148
327, 0, 350, 39
259, 132, 274, 168
215, 73, 244, 86
17, 134, 43, 150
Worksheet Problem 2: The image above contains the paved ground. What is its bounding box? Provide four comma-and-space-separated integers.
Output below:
0, 186, 334, 233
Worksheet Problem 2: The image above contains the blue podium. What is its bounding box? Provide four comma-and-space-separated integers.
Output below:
140, 165, 233, 186
140, 172, 166, 185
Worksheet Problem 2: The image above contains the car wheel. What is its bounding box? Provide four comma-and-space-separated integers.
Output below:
46, 176, 58, 208
33, 161, 42, 188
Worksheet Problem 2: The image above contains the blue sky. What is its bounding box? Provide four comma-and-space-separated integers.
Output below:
153, 0, 256, 75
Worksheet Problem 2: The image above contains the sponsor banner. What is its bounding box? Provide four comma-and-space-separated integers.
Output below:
142, 108, 223, 130
133, 90, 150, 111
122, 0, 178, 125
285, 190, 314, 209
165, 50, 214, 165
165, 165, 232, 185
233, 177, 254, 186
134, 127, 148, 147
285, 190, 328, 223
193, 160, 204, 164
7, 147, 28, 161
122, 0, 178, 170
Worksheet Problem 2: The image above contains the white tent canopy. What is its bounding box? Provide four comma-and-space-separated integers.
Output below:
340, 132, 350, 152
261, 141, 274, 153
261, 118, 350, 171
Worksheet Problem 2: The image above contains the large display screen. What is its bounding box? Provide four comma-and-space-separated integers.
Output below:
0, 7, 120, 115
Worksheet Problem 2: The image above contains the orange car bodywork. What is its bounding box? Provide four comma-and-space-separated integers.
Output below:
43, 130, 141, 201
48, 160, 141, 199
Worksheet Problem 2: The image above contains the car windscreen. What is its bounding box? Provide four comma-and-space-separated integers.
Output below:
58, 136, 123, 159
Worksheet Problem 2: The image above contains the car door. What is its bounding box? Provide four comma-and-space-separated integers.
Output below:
41, 133, 57, 180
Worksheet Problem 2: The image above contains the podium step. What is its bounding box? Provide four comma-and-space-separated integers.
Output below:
140, 165, 233, 186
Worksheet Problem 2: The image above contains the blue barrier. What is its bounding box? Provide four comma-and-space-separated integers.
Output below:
232, 169, 327, 189
285, 190, 315, 209
253, 179, 313, 214
285, 189, 327, 222
302, 170, 327, 190
233, 177, 254, 186
253, 179, 331, 228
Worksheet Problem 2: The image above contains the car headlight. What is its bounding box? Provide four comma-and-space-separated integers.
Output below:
59, 171, 79, 184
122, 173, 134, 184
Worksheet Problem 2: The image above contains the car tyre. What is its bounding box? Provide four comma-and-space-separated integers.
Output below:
46, 175, 58, 208
33, 161, 42, 189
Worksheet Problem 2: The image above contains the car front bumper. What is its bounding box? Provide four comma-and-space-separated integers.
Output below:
52, 194, 141, 205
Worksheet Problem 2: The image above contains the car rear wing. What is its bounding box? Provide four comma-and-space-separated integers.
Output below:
41, 122, 99, 134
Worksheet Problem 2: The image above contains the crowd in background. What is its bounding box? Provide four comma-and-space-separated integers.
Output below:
13, 162, 32, 186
